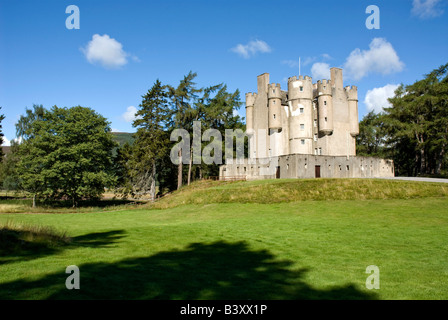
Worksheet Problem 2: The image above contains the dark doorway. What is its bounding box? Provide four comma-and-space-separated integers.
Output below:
276, 166, 280, 179
315, 165, 321, 178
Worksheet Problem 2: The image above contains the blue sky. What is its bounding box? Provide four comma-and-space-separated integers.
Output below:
1, 0, 447, 144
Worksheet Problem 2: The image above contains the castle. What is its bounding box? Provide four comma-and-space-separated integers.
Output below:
219, 67, 395, 180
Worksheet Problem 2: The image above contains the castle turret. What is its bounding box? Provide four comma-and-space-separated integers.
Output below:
317, 79, 334, 135
268, 83, 282, 130
345, 86, 359, 137
245, 92, 257, 135
287, 75, 313, 154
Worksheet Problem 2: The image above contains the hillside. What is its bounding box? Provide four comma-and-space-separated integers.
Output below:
152, 178, 448, 209
111, 132, 135, 146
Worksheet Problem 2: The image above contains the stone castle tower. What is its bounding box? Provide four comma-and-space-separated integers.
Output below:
245, 67, 359, 159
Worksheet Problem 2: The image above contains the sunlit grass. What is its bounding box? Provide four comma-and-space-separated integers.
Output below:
0, 179, 447, 300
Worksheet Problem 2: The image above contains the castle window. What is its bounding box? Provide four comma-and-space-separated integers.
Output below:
314, 119, 317, 127
300, 86, 303, 92
325, 117, 328, 122
273, 114, 276, 119
314, 134, 318, 141
324, 101, 327, 105
323, 86, 326, 90
346, 165, 350, 171
318, 148, 322, 155
300, 124, 305, 130
314, 148, 318, 155
286, 164, 289, 170
300, 108, 304, 114
301, 139, 305, 145
273, 100, 276, 104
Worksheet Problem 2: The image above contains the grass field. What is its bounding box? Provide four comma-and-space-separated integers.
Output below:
0, 179, 447, 300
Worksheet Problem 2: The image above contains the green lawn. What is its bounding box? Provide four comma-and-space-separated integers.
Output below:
0, 179, 447, 299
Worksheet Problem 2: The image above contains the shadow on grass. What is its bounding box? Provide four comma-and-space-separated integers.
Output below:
0, 241, 377, 300
0, 230, 126, 265
37, 199, 144, 209
71, 230, 127, 248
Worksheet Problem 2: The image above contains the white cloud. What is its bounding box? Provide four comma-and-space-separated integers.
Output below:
343, 38, 404, 81
111, 128, 121, 133
364, 84, 400, 113
231, 40, 271, 59
412, 0, 444, 19
311, 62, 331, 80
2, 136, 11, 146
2, 136, 23, 146
81, 34, 134, 69
282, 60, 299, 68
122, 106, 140, 123
321, 53, 332, 60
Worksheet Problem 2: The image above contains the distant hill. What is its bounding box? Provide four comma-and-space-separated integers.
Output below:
111, 132, 135, 146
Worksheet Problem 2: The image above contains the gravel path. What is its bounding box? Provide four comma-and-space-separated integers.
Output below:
378, 177, 448, 183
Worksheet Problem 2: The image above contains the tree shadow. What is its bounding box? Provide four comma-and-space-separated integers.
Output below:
71, 230, 127, 248
0, 230, 126, 265
0, 241, 378, 300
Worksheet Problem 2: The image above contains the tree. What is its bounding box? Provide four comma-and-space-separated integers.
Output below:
15, 104, 45, 141
384, 63, 448, 175
16, 106, 116, 207
0, 107, 4, 160
128, 79, 171, 201
0, 142, 21, 196
355, 63, 448, 176
194, 84, 244, 179
167, 71, 202, 189
356, 111, 387, 158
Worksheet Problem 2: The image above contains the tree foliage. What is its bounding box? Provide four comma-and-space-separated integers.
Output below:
0, 107, 4, 160
125, 79, 172, 200
357, 63, 448, 176
116, 73, 245, 199
16, 106, 116, 206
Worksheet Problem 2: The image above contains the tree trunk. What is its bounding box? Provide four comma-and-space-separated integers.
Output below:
187, 144, 193, 185
32, 194, 36, 208
177, 149, 182, 190
150, 161, 156, 202
435, 144, 445, 175
415, 132, 426, 175
420, 148, 425, 175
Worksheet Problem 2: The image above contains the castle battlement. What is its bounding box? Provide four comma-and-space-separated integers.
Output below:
344, 86, 358, 101
245, 92, 257, 107
268, 83, 282, 99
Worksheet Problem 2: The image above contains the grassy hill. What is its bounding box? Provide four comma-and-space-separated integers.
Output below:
152, 178, 448, 208
111, 132, 134, 146
0, 178, 447, 300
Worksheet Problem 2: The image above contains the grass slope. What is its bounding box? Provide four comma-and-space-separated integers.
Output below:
152, 178, 448, 208
0, 179, 447, 300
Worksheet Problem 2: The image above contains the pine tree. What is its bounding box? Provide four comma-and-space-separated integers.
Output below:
130, 79, 171, 201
